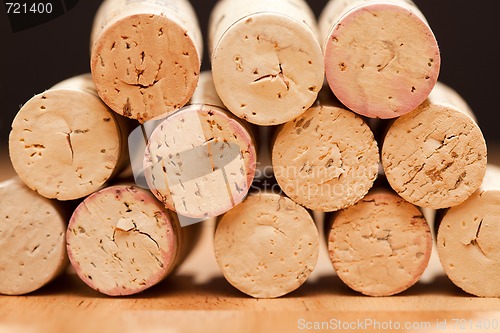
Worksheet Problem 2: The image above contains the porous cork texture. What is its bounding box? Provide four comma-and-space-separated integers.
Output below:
144, 104, 256, 219
9, 74, 124, 201
272, 96, 379, 211
327, 188, 432, 296
91, 0, 202, 123
0, 179, 67, 295
382, 82, 487, 209
437, 165, 500, 297
320, 0, 440, 118
209, 0, 324, 125
66, 185, 180, 296
214, 192, 319, 298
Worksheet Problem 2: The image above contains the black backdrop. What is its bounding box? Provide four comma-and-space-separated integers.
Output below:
1, 1, 499, 146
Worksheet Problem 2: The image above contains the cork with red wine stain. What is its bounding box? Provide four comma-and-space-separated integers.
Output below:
319, 0, 440, 118
66, 185, 193, 296
143, 72, 257, 219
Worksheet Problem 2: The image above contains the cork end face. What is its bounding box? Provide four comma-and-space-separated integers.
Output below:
66, 186, 178, 296
273, 104, 379, 211
9, 90, 122, 201
0, 179, 67, 295
324, 3, 440, 119
328, 190, 432, 296
437, 190, 500, 297
211, 13, 324, 125
91, 13, 201, 123
143, 105, 256, 219
382, 104, 487, 209
214, 193, 319, 298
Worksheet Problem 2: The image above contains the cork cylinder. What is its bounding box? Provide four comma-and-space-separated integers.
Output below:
209, 0, 324, 125
382, 82, 487, 209
326, 187, 432, 296
437, 165, 500, 297
214, 191, 319, 298
0, 178, 68, 295
319, 0, 440, 119
143, 72, 257, 219
90, 0, 202, 123
272, 89, 379, 212
66, 184, 198, 296
9, 74, 129, 201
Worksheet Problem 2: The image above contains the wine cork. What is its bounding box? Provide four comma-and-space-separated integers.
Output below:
209, 0, 324, 125
0, 178, 68, 295
143, 72, 257, 219
382, 82, 487, 209
91, 0, 202, 123
67, 184, 197, 296
272, 90, 379, 211
326, 187, 432, 296
437, 165, 500, 297
9, 74, 129, 201
319, 0, 440, 118
214, 191, 319, 298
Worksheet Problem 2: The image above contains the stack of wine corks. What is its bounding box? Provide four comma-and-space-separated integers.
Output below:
2, 0, 206, 296
316, 0, 489, 297
2, 0, 498, 299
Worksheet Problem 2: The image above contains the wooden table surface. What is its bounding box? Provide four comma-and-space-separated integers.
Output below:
1, 144, 500, 333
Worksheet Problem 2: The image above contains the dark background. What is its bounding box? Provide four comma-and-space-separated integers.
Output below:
1, 0, 499, 148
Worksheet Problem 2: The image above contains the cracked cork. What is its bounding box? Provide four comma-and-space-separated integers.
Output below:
90, 0, 202, 123
143, 72, 257, 219
209, 0, 324, 125
0, 179, 67, 295
272, 90, 379, 212
67, 185, 183, 296
214, 192, 319, 298
319, 0, 440, 118
437, 165, 500, 297
327, 187, 432, 296
382, 82, 487, 209
9, 74, 125, 201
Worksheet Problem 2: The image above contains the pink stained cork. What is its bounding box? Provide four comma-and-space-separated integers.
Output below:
320, 0, 440, 118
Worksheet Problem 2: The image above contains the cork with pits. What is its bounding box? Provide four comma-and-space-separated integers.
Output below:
327, 187, 432, 296
9, 74, 126, 201
143, 72, 257, 219
144, 104, 256, 219
319, 0, 440, 118
209, 0, 324, 125
214, 192, 319, 298
0, 178, 67, 295
67, 185, 185, 296
272, 92, 379, 211
382, 82, 487, 209
437, 165, 500, 297
91, 0, 202, 123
